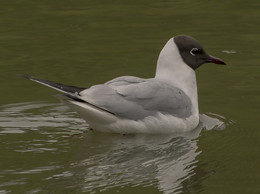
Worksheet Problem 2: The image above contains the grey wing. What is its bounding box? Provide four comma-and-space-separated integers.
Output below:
80, 76, 192, 120
80, 76, 150, 119
104, 76, 146, 86
114, 79, 192, 119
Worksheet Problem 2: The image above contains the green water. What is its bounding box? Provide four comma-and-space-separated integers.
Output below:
0, 0, 259, 193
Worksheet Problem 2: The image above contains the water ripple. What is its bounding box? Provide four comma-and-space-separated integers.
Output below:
0, 102, 87, 131
0, 102, 232, 193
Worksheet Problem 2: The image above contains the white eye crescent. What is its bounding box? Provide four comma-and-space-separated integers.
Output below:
190, 48, 199, 56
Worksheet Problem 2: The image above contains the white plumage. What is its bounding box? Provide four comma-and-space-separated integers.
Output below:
22, 35, 226, 134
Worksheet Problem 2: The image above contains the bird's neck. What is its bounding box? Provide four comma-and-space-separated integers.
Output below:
155, 38, 199, 115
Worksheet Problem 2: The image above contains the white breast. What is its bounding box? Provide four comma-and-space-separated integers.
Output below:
155, 38, 199, 118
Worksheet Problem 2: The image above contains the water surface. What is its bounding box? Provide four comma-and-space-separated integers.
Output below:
0, 0, 259, 193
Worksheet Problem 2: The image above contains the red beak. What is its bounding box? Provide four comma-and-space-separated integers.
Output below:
206, 55, 226, 65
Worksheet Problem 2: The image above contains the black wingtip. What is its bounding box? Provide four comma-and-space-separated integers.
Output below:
17, 74, 33, 80
18, 74, 86, 95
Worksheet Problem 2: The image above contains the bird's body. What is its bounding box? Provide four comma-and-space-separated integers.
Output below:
22, 35, 226, 134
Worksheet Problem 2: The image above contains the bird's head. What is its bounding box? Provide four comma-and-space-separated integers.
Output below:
173, 35, 226, 70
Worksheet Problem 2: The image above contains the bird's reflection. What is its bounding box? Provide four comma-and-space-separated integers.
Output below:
70, 116, 222, 193
0, 102, 228, 193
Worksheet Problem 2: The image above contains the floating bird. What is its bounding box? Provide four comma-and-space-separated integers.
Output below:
21, 35, 226, 133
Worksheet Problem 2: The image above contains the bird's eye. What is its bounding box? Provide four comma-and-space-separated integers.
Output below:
190, 48, 199, 56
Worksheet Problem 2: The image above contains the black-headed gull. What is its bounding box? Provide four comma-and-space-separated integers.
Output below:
21, 35, 226, 133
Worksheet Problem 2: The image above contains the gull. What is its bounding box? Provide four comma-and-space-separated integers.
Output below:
21, 35, 226, 133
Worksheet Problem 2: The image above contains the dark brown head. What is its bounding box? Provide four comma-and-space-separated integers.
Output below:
174, 35, 226, 70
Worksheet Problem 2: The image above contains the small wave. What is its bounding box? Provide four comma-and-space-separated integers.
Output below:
199, 112, 235, 131
0, 101, 88, 133
222, 50, 237, 54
